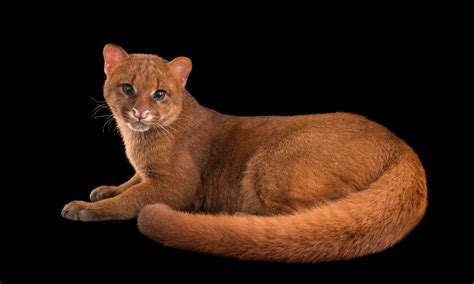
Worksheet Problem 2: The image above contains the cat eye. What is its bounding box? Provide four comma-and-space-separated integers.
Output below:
122, 84, 134, 96
153, 89, 167, 101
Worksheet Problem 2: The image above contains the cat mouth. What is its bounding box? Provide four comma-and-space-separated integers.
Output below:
127, 122, 150, 132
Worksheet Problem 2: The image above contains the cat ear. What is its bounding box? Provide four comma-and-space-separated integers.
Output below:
103, 44, 128, 76
168, 57, 192, 87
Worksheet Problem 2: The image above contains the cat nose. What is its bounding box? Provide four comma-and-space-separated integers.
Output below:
132, 108, 150, 120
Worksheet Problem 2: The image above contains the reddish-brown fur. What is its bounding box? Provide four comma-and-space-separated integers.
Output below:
61, 44, 428, 262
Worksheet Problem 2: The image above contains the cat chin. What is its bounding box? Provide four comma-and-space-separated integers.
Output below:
127, 122, 150, 132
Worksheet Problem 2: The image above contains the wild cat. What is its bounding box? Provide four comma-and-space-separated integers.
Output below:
62, 44, 427, 262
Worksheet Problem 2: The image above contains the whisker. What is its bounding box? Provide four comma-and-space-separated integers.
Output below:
165, 124, 180, 133
89, 96, 106, 104
177, 113, 194, 120
156, 124, 168, 141
91, 104, 110, 118
107, 117, 116, 133
157, 123, 173, 143
103, 116, 115, 134
93, 114, 114, 119
92, 105, 105, 112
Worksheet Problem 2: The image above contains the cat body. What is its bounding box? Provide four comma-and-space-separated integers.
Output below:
62, 44, 427, 262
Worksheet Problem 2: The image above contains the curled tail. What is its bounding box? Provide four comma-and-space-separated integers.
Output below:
137, 149, 427, 263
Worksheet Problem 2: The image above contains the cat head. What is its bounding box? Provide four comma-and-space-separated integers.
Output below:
102, 44, 192, 132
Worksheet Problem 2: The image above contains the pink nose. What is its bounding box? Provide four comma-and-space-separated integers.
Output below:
132, 108, 150, 120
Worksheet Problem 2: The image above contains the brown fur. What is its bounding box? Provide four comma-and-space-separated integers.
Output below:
61, 44, 428, 262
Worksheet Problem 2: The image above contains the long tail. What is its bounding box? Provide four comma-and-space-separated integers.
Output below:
137, 149, 427, 263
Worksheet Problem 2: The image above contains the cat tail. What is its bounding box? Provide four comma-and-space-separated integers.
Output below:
137, 149, 427, 263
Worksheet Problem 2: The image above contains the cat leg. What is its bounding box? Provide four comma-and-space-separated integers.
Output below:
62, 176, 196, 221
89, 173, 141, 202
62, 181, 161, 221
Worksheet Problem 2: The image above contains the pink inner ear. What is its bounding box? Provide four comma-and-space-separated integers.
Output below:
106, 50, 122, 66
168, 57, 192, 85
104, 47, 127, 74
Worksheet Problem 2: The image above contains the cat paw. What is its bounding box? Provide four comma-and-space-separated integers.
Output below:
61, 201, 97, 221
90, 186, 119, 202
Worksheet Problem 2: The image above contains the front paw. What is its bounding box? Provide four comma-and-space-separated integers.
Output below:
90, 185, 119, 202
61, 200, 97, 221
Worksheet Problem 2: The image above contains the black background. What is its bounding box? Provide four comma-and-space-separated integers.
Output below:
2, 10, 470, 282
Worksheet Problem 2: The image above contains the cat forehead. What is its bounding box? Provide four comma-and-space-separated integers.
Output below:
109, 55, 173, 88
127, 54, 168, 69
112, 55, 170, 81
